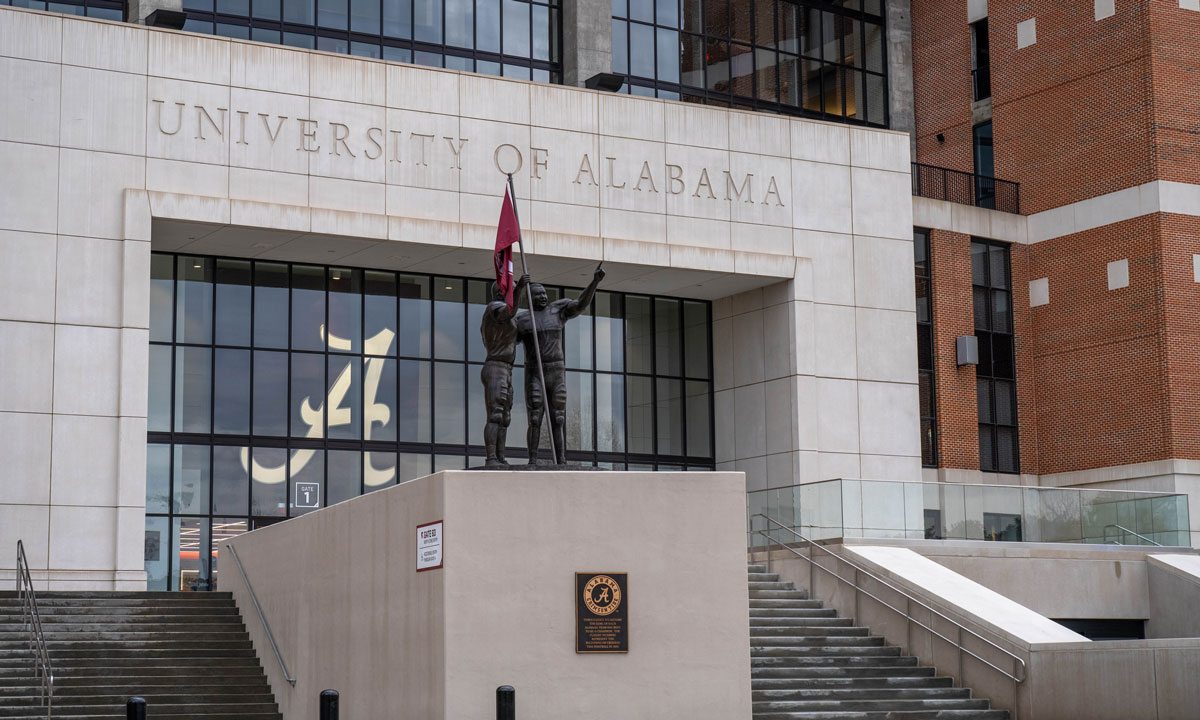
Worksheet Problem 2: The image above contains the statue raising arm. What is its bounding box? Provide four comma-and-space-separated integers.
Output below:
560, 265, 606, 321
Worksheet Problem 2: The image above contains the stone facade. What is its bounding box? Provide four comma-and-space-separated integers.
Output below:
0, 6, 920, 587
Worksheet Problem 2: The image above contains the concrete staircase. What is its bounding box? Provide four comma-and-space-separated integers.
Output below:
0, 591, 281, 719
748, 563, 1010, 720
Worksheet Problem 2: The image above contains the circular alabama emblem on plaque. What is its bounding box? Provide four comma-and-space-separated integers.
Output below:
583, 575, 622, 616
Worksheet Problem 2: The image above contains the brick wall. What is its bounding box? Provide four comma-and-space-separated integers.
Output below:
1160, 214, 1200, 460
1148, 0, 1200, 186
910, 0, 974, 173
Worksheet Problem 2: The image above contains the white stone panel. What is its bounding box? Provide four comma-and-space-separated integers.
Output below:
857, 381, 921, 457
60, 66, 146, 156
733, 223, 791, 256
528, 126, 599, 207
0, 411, 51, 504
664, 103, 728, 150
732, 308, 766, 387
386, 63, 458, 116
119, 327, 149, 418
729, 152, 791, 228
855, 308, 919, 383
528, 201, 600, 239
792, 299, 815, 377
459, 191, 528, 231
386, 108, 464, 193
1182, 0, 1198, 11
851, 167, 913, 240
53, 324, 120, 417
1030, 277, 1049, 307
793, 230, 855, 306
121, 240, 150, 330
386, 184, 460, 227
0, 8, 61, 63
62, 18, 146, 74
530, 83, 597, 134
0, 230, 56, 323
49, 505, 117, 570
766, 451, 796, 489
1017, 18, 1037, 49
854, 235, 917, 311
0, 142, 56, 234
815, 378, 859, 454
1193, 254, 1200, 283
0, 504, 49, 570
763, 302, 795, 380
738, 455, 767, 493
0, 320, 54, 413
310, 52, 385, 106
55, 235, 124, 328
229, 167, 309, 208
849, 128, 910, 173
734, 382, 766, 460
58, 149, 146, 240
967, 0, 988, 23
794, 375, 818, 451
600, 208, 665, 244
0, 57, 60, 145
791, 119, 850, 166
460, 73, 529, 126
818, 452, 860, 482
599, 93, 664, 143
147, 157, 228, 198
145, 78, 231, 166
230, 41, 309, 96
730, 112, 789, 158
860, 454, 922, 482
666, 215, 730, 251
712, 316, 733, 392
814, 304, 857, 380
306, 176, 384, 216
309, 98, 386, 183
227, 88, 311, 175
791, 160, 852, 234
458, 118, 532, 198
148, 30, 229, 85
764, 377, 795, 455
602, 136, 667, 215
1108, 258, 1129, 290
51, 414, 119, 507
1095, 0, 1115, 20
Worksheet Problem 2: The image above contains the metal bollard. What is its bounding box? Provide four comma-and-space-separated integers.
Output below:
126, 697, 146, 720
319, 689, 339, 720
496, 685, 515, 720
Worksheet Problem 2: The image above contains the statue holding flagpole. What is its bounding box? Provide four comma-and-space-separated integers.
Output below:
483, 174, 604, 467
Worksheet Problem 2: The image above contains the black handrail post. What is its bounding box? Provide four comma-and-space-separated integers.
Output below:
496, 685, 515, 720
126, 697, 146, 720
320, 690, 339, 720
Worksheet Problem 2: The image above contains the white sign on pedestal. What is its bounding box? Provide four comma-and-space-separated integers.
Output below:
416, 521, 443, 572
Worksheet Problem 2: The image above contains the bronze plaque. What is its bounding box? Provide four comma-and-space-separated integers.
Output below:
575, 572, 628, 653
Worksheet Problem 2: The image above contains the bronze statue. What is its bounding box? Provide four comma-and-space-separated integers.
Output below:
479, 278, 527, 467
516, 265, 606, 465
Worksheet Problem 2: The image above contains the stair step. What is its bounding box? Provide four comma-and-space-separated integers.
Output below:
753, 698, 992, 712
750, 617, 855, 627
748, 573, 782, 583
749, 582, 800, 591
0, 592, 233, 601
751, 638, 890, 650
752, 711, 1008, 720
750, 599, 826, 609
755, 666, 937, 679
748, 564, 768, 573
754, 687, 973, 701
753, 676, 954, 690
0, 618, 243, 629
0, 704, 278, 718
749, 626, 870, 637
750, 590, 812, 600
0, 632, 249, 644
751, 608, 839, 618
0, 608, 237, 618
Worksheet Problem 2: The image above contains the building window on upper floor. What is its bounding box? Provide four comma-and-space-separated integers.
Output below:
1, 0, 123, 20
177, 0, 561, 82
971, 239, 1019, 474
914, 228, 936, 467
972, 121, 995, 209
612, 0, 888, 127
970, 18, 989, 101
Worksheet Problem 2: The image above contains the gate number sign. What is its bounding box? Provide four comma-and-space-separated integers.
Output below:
295, 482, 320, 508
416, 521, 443, 572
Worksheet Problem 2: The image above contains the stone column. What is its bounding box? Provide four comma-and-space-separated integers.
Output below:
886, 0, 916, 158
127, 0, 182, 25
563, 0, 613, 87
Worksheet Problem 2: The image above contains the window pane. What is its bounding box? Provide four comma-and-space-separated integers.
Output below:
612, 20, 628, 74
173, 517, 210, 591
989, 244, 1008, 288
290, 449, 323, 517
996, 427, 1018, 473
970, 242, 988, 285
973, 286, 989, 331
434, 361, 465, 444
213, 349, 251, 435
253, 351, 288, 436
414, 0, 442, 41
150, 254, 174, 342
254, 263, 289, 349
446, 0, 472, 47
683, 300, 709, 378
291, 265, 325, 352
149, 345, 172, 432
283, 0, 313, 24
251, 447, 287, 516
328, 449, 361, 505
467, 280, 489, 364
994, 380, 1015, 425
351, 0, 380, 33
977, 378, 992, 423
398, 274, 431, 357
215, 260, 251, 347
146, 443, 171, 514
434, 277, 465, 360
567, 371, 594, 452
477, 0, 500, 51
979, 426, 995, 472
176, 257, 212, 344
681, 32, 704, 86
364, 271, 397, 356
626, 295, 652, 374
533, 4, 551, 61
253, 0, 280, 21
656, 378, 683, 456
328, 268, 361, 353
655, 298, 682, 376
627, 375, 653, 454
365, 451, 397, 490
629, 0, 651, 23
596, 373, 625, 453
991, 289, 1011, 333
399, 360, 431, 442
399, 452, 432, 482
564, 289, 594, 370
383, 0, 411, 37
657, 28, 680, 83
291, 353, 325, 438
174, 347, 211, 433
212, 445, 249, 516
630, 22, 654, 78
682, 0, 701, 32
595, 292, 624, 372
365, 358, 397, 442
503, 0, 530, 56
328, 355, 361, 440
145, 516, 170, 591
173, 445, 210, 514
703, 0, 726, 37
685, 379, 711, 458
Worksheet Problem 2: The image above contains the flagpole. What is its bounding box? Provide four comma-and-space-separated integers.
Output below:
507, 173, 558, 464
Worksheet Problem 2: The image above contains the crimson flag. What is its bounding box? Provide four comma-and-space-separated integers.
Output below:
494, 185, 520, 311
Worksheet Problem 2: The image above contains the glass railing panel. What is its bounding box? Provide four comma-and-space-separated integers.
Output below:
904, 482, 926, 539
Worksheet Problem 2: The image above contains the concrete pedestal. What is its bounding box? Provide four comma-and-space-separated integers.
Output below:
226, 470, 752, 720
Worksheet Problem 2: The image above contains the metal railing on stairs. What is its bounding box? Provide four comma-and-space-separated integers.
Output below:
749, 514, 1025, 719
1102, 524, 1163, 547
225, 543, 296, 686
15, 540, 53, 719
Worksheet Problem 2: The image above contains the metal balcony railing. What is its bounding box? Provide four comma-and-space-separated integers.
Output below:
911, 162, 1020, 214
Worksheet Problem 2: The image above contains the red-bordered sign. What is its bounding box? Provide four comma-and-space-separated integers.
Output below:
416, 520, 443, 572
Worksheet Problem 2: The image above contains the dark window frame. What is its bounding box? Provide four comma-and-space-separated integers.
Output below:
971, 238, 1019, 474
914, 227, 937, 468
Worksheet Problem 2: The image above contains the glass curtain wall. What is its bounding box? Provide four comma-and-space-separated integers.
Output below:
612, 0, 888, 126
972, 239, 1018, 473
0, 0, 122, 19
178, 0, 560, 82
146, 252, 714, 590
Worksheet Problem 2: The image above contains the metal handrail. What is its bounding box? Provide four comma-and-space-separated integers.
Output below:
225, 543, 296, 686
1102, 524, 1163, 547
750, 515, 1026, 705
16, 541, 53, 718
